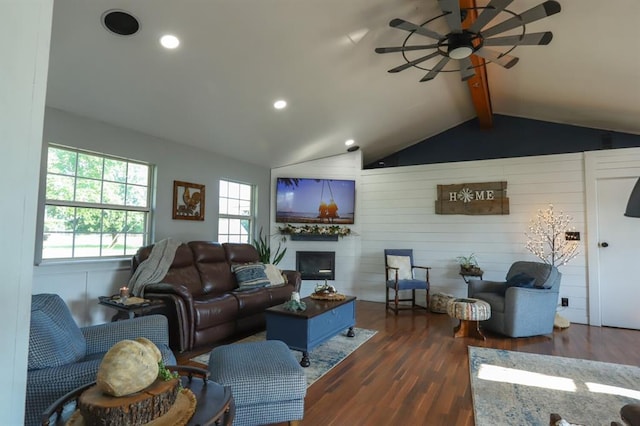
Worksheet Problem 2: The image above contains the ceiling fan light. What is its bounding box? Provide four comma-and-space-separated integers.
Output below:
448, 45, 473, 60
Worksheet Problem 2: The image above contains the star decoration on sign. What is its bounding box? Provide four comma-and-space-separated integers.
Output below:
458, 188, 474, 203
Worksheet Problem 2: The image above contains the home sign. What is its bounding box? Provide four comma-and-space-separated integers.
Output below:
435, 181, 509, 215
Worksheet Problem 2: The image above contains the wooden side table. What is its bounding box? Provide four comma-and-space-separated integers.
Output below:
459, 271, 483, 284
447, 298, 491, 340
98, 295, 165, 320
174, 366, 235, 426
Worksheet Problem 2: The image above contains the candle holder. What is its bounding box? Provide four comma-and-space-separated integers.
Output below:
119, 287, 129, 304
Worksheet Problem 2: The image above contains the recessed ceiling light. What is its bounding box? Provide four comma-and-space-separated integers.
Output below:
345, 139, 355, 146
273, 100, 287, 110
160, 34, 180, 49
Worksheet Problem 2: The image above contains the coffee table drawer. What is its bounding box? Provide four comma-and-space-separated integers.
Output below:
307, 302, 354, 345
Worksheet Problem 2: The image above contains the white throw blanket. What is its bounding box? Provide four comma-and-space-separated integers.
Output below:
129, 238, 182, 297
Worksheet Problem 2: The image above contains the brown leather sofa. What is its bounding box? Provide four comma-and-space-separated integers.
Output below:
132, 241, 301, 352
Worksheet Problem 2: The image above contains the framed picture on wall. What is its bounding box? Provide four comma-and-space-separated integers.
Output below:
173, 180, 205, 221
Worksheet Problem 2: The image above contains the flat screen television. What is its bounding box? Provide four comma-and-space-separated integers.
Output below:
276, 177, 355, 224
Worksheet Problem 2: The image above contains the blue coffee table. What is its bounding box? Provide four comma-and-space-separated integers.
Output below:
265, 295, 356, 367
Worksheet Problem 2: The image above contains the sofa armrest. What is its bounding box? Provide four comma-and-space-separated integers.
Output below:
26, 359, 101, 426
505, 286, 559, 310
283, 270, 302, 292
144, 284, 196, 352
81, 314, 170, 355
144, 282, 195, 304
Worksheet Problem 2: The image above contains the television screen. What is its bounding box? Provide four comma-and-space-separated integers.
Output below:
276, 178, 355, 224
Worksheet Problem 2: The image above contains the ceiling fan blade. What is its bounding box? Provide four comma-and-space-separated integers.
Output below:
458, 57, 475, 81
388, 51, 441, 73
375, 44, 440, 54
438, 0, 463, 33
390, 18, 445, 41
420, 56, 450, 81
483, 31, 553, 47
481, 0, 561, 38
469, 0, 514, 33
474, 48, 519, 68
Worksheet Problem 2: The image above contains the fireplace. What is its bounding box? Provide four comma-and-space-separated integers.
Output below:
296, 251, 335, 280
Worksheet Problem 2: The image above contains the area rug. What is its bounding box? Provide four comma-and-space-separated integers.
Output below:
469, 346, 640, 426
191, 328, 376, 387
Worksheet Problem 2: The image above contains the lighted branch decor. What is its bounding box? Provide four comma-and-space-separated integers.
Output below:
525, 205, 579, 266
278, 224, 351, 238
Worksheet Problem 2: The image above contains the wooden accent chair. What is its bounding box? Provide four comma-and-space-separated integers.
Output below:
384, 249, 431, 314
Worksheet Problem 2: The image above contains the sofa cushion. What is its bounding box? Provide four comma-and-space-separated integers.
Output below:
233, 288, 272, 316
232, 263, 270, 290
193, 293, 239, 328
507, 261, 558, 289
28, 294, 87, 370
189, 241, 235, 294
267, 283, 294, 305
158, 244, 204, 296
224, 242, 260, 264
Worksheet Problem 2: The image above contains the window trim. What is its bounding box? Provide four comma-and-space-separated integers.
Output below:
36, 143, 154, 264
217, 178, 256, 244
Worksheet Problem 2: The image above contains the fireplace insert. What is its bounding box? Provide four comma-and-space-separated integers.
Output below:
296, 251, 335, 280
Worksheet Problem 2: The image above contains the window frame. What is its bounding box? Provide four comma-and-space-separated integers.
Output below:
36, 143, 154, 263
217, 178, 256, 244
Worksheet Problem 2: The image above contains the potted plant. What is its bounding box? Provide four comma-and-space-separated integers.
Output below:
456, 253, 482, 275
253, 228, 287, 265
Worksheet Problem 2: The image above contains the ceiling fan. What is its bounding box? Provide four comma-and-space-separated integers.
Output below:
375, 0, 561, 82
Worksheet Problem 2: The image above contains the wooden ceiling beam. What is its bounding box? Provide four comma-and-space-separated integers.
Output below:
460, 0, 493, 129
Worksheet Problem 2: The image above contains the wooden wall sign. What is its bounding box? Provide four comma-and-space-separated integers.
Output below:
435, 181, 509, 215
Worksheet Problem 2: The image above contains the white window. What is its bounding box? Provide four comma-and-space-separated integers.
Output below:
41, 144, 152, 260
218, 179, 254, 243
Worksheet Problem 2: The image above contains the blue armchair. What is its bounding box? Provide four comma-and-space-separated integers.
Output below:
25, 294, 176, 426
468, 261, 561, 337
384, 249, 431, 314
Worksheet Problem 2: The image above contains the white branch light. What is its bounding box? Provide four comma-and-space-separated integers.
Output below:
525, 204, 579, 267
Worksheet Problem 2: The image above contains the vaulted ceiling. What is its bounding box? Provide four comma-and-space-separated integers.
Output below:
46, 0, 640, 169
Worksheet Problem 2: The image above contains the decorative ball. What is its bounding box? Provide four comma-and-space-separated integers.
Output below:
96, 339, 160, 397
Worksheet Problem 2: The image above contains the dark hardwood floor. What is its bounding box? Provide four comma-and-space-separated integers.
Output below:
177, 300, 640, 426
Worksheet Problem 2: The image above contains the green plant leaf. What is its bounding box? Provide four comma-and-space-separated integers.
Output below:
253, 227, 287, 265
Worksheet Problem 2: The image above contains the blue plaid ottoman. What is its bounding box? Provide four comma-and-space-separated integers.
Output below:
207, 340, 306, 426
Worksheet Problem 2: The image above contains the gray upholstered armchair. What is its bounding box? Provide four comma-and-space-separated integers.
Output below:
25, 294, 176, 426
467, 261, 561, 338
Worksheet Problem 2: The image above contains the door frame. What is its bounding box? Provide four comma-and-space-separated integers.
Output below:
584, 148, 640, 326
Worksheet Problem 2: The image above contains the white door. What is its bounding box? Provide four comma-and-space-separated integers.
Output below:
597, 177, 640, 329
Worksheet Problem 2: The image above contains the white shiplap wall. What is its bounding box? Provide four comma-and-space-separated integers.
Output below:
271, 151, 363, 297
270, 150, 590, 324
358, 153, 588, 324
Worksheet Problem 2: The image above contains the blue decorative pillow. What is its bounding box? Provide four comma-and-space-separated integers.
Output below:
232, 263, 270, 290
504, 272, 536, 293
